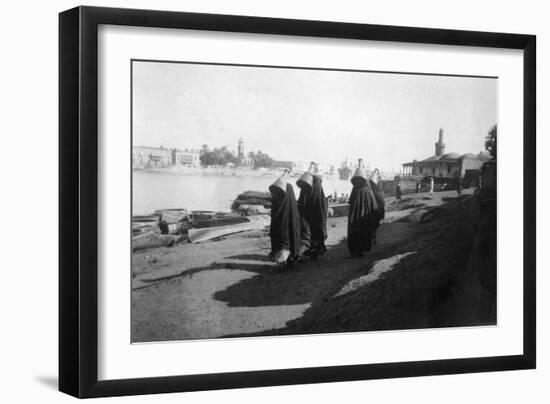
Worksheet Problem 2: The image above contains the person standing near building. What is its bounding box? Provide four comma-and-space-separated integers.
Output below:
415, 180, 421, 193
269, 169, 301, 266
347, 159, 380, 257
395, 177, 402, 201
430, 176, 434, 195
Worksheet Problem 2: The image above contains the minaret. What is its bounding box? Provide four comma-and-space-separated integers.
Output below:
237, 138, 245, 160
435, 128, 446, 156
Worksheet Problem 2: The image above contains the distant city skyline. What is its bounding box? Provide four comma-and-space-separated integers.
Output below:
132, 61, 497, 172
131, 142, 370, 171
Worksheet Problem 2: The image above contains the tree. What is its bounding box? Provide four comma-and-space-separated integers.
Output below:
200, 145, 239, 166
485, 125, 497, 159
248, 150, 274, 169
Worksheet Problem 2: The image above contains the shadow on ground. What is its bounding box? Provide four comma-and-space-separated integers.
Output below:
212, 223, 414, 308
224, 253, 272, 262
216, 193, 497, 338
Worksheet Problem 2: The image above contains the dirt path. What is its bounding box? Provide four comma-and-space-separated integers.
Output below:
132, 189, 477, 342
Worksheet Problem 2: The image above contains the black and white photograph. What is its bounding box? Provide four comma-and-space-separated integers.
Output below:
131, 60, 498, 343
2, 0, 546, 400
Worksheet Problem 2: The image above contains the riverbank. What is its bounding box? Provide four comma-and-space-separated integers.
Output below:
134, 165, 340, 179
131, 188, 496, 342
133, 169, 353, 215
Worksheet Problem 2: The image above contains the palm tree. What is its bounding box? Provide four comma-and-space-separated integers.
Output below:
485, 125, 497, 159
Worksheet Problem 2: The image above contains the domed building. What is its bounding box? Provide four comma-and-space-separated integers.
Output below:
402, 128, 491, 178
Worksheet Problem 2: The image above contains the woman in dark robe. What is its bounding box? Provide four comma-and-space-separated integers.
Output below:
269, 169, 301, 265
368, 169, 385, 245
347, 160, 380, 257
296, 167, 313, 256
297, 163, 328, 258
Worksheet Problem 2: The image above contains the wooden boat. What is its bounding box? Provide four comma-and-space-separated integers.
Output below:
132, 215, 159, 222
153, 208, 187, 223
328, 203, 350, 217
132, 223, 158, 236
132, 231, 184, 251
192, 215, 250, 229
237, 204, 269, 214
231, 190, 272, 211
190, 210, 218, 221
188, 214, 270, 243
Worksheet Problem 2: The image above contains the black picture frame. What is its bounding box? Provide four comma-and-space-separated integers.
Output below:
59, 5, 536, 398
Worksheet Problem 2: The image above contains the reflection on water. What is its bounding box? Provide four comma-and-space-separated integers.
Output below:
133, 171, 353, 215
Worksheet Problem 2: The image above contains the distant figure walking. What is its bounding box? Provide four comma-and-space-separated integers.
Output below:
158, 215, 169, 235
456, 177, 463, 195
347, 159, 382, 257
297, 162, 328, 259
415, 180, 420, 193
395, 177, 402, 201
269, 169, 301, 266
429, 176, 434, 195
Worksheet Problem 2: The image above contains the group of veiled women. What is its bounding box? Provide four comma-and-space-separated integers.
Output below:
268, 159, 385, 266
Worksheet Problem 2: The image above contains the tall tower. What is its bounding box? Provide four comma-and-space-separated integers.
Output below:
237, 138, 245, 160
435, 128, 446, 156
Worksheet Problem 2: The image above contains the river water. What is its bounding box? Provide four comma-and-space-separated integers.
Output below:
133, 170, 355, 215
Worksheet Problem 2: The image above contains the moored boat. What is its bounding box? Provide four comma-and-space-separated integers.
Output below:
188, 214, 270, 243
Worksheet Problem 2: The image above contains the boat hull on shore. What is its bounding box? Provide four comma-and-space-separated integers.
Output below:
188, 214, 270, 243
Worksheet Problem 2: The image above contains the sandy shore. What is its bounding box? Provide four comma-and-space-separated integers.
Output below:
132, 188, 496, 342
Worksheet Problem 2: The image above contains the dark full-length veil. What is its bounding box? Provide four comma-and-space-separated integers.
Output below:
298, 176, 328, 250
308, 177, 328, 244
297, 186, 312, 249
347, 181, 379, 255
370, 179, 385, 223
270, 184, 301, 259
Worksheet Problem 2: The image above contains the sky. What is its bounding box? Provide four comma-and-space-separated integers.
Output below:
132, 60, 497, 172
